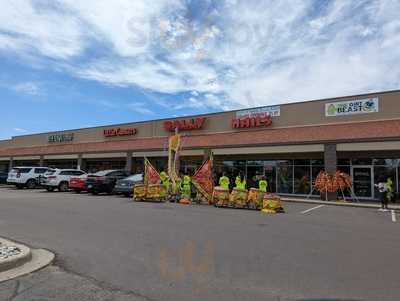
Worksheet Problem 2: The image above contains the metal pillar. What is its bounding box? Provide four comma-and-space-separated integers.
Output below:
77, 154, 83, 171
125, 151, 133, 174
8, 157, 13, 172
324, 144, 337, 201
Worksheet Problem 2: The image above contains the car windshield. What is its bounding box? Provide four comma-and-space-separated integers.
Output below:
93, 170, 113, 176
127, 174, 143, 181
44, 170, 57, 175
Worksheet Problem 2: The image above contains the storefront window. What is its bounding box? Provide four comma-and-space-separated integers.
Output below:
311, 159, 324, 166
374, 165, 396, 197
216, 160, 246, 189
45, 160, 77, 169
338, 159, 351, 165
294, 165, 311, 195
311, 165, 325, 195
264, 163, 276, 193
0, 162, 9, 172
277, 161, 293, 194
86, 159, 125, 173
294, 159, 310, 165
149, 158, 167, 172
373, 159, 399, 166
246, 164, 264, 188
352, 158, 372, 165
14, 161, 40, 167
180, 158, 202, 175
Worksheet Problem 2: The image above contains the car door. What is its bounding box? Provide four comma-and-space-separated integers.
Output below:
34, 168, 49, 184
107, 171, 126, 188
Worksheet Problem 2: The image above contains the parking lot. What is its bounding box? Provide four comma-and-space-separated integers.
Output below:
0, 186, 399, 301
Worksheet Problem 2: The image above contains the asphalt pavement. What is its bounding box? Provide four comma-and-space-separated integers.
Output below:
0, 187, 398, 301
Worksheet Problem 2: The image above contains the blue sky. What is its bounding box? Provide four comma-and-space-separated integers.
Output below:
0, 0, 399, 140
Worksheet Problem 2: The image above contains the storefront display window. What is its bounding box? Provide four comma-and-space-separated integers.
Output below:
294, 165, 311, 195
0, 162, 9, 172
45, 160, 77, 170
294, 159, 310, 166
264, 163, 277, 193
352, 158, 372, 165
311, 165, 325, 195
85, 160, 126, 173
311, 159, 324, 165
180, 158, 202, 175
277, 161, 293, 194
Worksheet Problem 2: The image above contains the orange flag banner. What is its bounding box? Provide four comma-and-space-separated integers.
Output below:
192, 158, 214, 203
144, 158, 161, 185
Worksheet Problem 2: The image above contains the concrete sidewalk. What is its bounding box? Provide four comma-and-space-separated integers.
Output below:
282, 196, 400, 210
0, 237, 54, 283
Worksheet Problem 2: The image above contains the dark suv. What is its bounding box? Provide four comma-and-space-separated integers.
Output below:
85, 170, 130, 195
0, 172, 8, 184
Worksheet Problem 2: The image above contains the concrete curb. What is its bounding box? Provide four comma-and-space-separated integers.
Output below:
0, 238, 31, 273
282, 197, 400, 210
0, 237, 55, 283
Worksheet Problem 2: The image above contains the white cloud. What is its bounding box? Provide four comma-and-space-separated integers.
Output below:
0, 0, 399, 110
13, 128, 28, 133
127, 102, 154, 115
12, 82, 42, 96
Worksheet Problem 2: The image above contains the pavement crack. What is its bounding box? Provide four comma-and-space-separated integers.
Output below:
8, 279, 20, 301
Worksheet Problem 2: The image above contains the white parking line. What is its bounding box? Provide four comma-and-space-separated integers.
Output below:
301, 205, 325, 214
392, 210, 397, 222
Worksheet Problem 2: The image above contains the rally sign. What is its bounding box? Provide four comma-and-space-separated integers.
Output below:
325, 98, 379, 117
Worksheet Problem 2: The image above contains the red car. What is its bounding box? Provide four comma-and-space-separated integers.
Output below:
69, 174, 87, 193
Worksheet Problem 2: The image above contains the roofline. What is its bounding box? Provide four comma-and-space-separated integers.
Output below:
5, 88, 400, 140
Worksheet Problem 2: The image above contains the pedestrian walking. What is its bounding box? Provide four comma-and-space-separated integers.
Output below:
375, 176, 388, 211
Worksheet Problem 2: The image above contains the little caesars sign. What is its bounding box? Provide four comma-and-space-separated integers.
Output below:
325, 98, 379, 117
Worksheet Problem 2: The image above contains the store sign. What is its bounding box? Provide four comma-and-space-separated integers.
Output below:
104, 127, 137, 137
236, 105, 281, 118
232, 115, 272, 129
164, 117, 206, 132
48, 133, 74, 143
325, 98, 379, 117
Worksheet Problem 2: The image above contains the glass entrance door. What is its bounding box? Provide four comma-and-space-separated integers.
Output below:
351, 166, 374, 199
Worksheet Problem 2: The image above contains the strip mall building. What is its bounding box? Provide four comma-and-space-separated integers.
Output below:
1, 90, 400, 201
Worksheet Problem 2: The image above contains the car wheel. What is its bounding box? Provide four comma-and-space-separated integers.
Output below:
26, 179, 36, 189
92, 190, 98, 195
75, 189, 81, 194
123, 193, 131, 197
58, 182, 69, 192
46, 187, 55, 192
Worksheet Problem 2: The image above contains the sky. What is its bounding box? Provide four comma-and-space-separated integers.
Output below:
0, 0, 399, 140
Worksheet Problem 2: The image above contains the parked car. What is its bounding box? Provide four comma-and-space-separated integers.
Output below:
7, 167, 50, 189
0, 172, 8, 184
114, 174, 143, 197
41, 169, 86, 192
69, 174, 88, 193
85, 170, 130, 195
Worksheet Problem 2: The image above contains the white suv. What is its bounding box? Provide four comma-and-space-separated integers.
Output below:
7, 167, 50, 189
41, 169, 86, 192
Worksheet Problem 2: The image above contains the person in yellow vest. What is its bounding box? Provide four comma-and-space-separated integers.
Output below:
219, 173, 230, 190
259, 176, 268, 193
160, 171, 170, 192
235, 173, 246, 190
387, 177, 394, 203
181, 175, 191, 199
